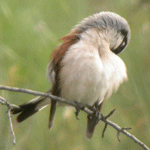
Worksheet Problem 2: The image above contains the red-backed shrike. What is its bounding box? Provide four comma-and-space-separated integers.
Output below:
11, 11, 130, 139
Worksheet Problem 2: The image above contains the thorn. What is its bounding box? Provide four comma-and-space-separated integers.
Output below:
117, 131, 121, 142
122, 127, 132, 130
105, 109, 116, 119
117, 127, 132, 142
100, 109, 116, 139
102, 123, 108, 138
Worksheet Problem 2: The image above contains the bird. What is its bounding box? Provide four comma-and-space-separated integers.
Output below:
11, 11, 131, 139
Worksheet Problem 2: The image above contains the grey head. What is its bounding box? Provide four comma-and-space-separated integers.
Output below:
73, 11, 131, 54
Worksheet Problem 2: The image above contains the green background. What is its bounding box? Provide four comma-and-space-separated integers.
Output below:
0, 0, 150, 149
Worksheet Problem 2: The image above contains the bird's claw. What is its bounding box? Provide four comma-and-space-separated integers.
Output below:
74, 101, 84, 120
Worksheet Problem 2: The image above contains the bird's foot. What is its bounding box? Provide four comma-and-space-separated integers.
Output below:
85, 104, 96, 112
87, 108, 101, 125
74, 101, 85, 120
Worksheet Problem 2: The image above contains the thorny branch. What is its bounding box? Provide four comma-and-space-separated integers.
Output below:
0, 85, 149, 150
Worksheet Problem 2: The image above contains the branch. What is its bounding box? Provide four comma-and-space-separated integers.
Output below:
0, 85, 149, 150
0, 96, 17, 145
0, 85, 90, 114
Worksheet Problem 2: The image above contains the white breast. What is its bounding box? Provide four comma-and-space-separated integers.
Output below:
59, 30, 127, 106
101, 52, 127, 99
60, 40, 106, 105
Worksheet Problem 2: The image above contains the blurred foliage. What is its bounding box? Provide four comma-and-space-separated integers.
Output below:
0, 0, 150, 149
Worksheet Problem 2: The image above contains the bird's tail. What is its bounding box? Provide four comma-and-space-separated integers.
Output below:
85, 102, 103, 139
85, 112, 100, 139
11, 94, 50, 122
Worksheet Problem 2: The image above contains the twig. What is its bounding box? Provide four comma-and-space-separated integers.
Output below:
101, 118, 149, 150
117, 127, 132, 142
101, 109, 116, 138
0, 85, 149, 150
102, 123, 108, 138
0, 96, 17, 145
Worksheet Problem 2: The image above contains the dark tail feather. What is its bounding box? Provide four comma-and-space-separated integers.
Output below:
49, 100, 57, 129
86, 113, 100, 139
85, 102, 103, 139
11, 97, 49, 122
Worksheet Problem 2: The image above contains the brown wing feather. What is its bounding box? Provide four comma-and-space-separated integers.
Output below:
51, 31, 81, 69
48, 30, 81, 129
50, 30, 81, 96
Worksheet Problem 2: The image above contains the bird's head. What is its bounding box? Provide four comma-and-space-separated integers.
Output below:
73, 11, 131, 54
